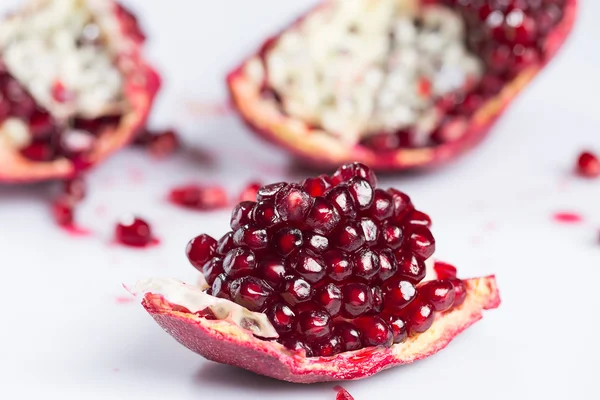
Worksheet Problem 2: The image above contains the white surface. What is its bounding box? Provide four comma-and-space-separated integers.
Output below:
1, 1, 600, 399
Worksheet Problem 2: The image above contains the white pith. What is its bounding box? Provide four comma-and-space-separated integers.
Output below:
136, 259, 437, 339
0, 0, 128, 148
249, 0, 482, 146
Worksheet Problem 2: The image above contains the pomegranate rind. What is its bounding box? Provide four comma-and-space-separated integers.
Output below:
226, 0, 578, 171
0, 0, 161, 182
142, 275, 500, 383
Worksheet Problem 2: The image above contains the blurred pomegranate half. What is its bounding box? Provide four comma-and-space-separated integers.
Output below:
136, 163, 500, 382
0, 0, 160, 182
228, 0, 577, 170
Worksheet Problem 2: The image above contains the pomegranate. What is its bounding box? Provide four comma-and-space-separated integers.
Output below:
0, 0, 160, 182
227, 0, 577, 170
576, 151, 600, 178
136, 163, 500, 382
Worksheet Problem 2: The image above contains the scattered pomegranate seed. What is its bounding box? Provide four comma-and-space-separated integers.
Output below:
115, 216, 155, 247
147, 129, 180, 158
52, 197, 75, 227
334, 386, 355, 400
169, 184, 229, 211
576, 151, 600, 178
239, 181, 262, 202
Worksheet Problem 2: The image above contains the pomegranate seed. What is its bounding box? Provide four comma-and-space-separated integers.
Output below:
216, 232, 235, 255
324, 250, 353, 282
434, 261, 458, 279
371, 286, 383, 313
378, 248, 398, 281
211, 274, 231, 299
281, 277, 312, 305
305, 232, 330, 254
388, 189, 413, 222
29, 111, 54, 137
395, 251, 427, 283
115, 216, 154, 247
352, 248, 381, 281
326, 186, 359, 220
229, 276, 273, 312
315, 283, 343, 317
331, 162, 377, 187
383, 278, 417, 313
366, 189, 394, 221
147, 130, 180, 158
233, 224, 268, 249
63, 177, 86, 202
230, 201, 255, 231
386, 315, 408, 344
405, 210, 433, 228
313, 335, 342, 357
576, 151, 600, 178
419, 280, 456, 312
21, 141, 55, 162
305, 197, 341, 235
345, 178, 374, 210
202, 257, 224, 285
52, 197, 75, 227
404, 299, 435, 336
291, 249, 326, 283
257, 182, 287, 201
170, 184, 228, 211
252, 200, 281, 227
361, 133, 400, 152
186, 234, 217, 270
335, 322, 362, 352
360, 217, 379, 245
275, 184, 313, 222
353, 316, 393, 347
274, 227, 304, 256
267, 303, 296, 333
380, 221, 404, 249
51, 80, 74, 103
341, 283, 373, 318
302, 175, 331, 197
280, 335, 313, 357
239, 181, 262, 202
333, 221, 365, 252
408, 226, 436, 260
223, 247, 257, 278
258, 255, 287, 289
295, 309, 332, 341
451, 279, 468, 307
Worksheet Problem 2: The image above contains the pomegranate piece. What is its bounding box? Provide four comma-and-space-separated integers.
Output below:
0, 0, 160, 182
138, 163, 501, 382
169, 184, 229, 211
227, 0, 577, 171
115, 216, 154, 248
576, 151, 600, 178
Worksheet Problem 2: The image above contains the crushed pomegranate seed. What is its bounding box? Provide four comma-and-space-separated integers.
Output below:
115, 216, 155, 248
187, 163, 468, 357
576, 151, 600, 178
169, 184, 229, 211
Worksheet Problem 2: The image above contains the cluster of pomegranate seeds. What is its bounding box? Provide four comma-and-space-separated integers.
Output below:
576, 151, 600, 178
186, 163, 469, 357
169, 184, 229, 211
115, 216, 156, 247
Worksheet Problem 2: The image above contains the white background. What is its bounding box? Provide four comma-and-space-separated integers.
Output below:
1, 1, 599, 399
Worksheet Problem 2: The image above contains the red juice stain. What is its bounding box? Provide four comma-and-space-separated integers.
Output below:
115, 296, 134, 304
128, 167, 144, 184
61, 224, 92, 237
552, 212, 584, 224
334, 386, 355, 400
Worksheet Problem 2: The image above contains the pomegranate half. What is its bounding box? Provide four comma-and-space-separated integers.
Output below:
227, 0, 577, 170
137, 163, 500, 383
0, 0, 160, 182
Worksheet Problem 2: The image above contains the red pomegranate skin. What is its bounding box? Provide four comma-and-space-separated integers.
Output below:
226, 0, 578, 171
142, 275, 499, 383
0, 0, 161, 183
